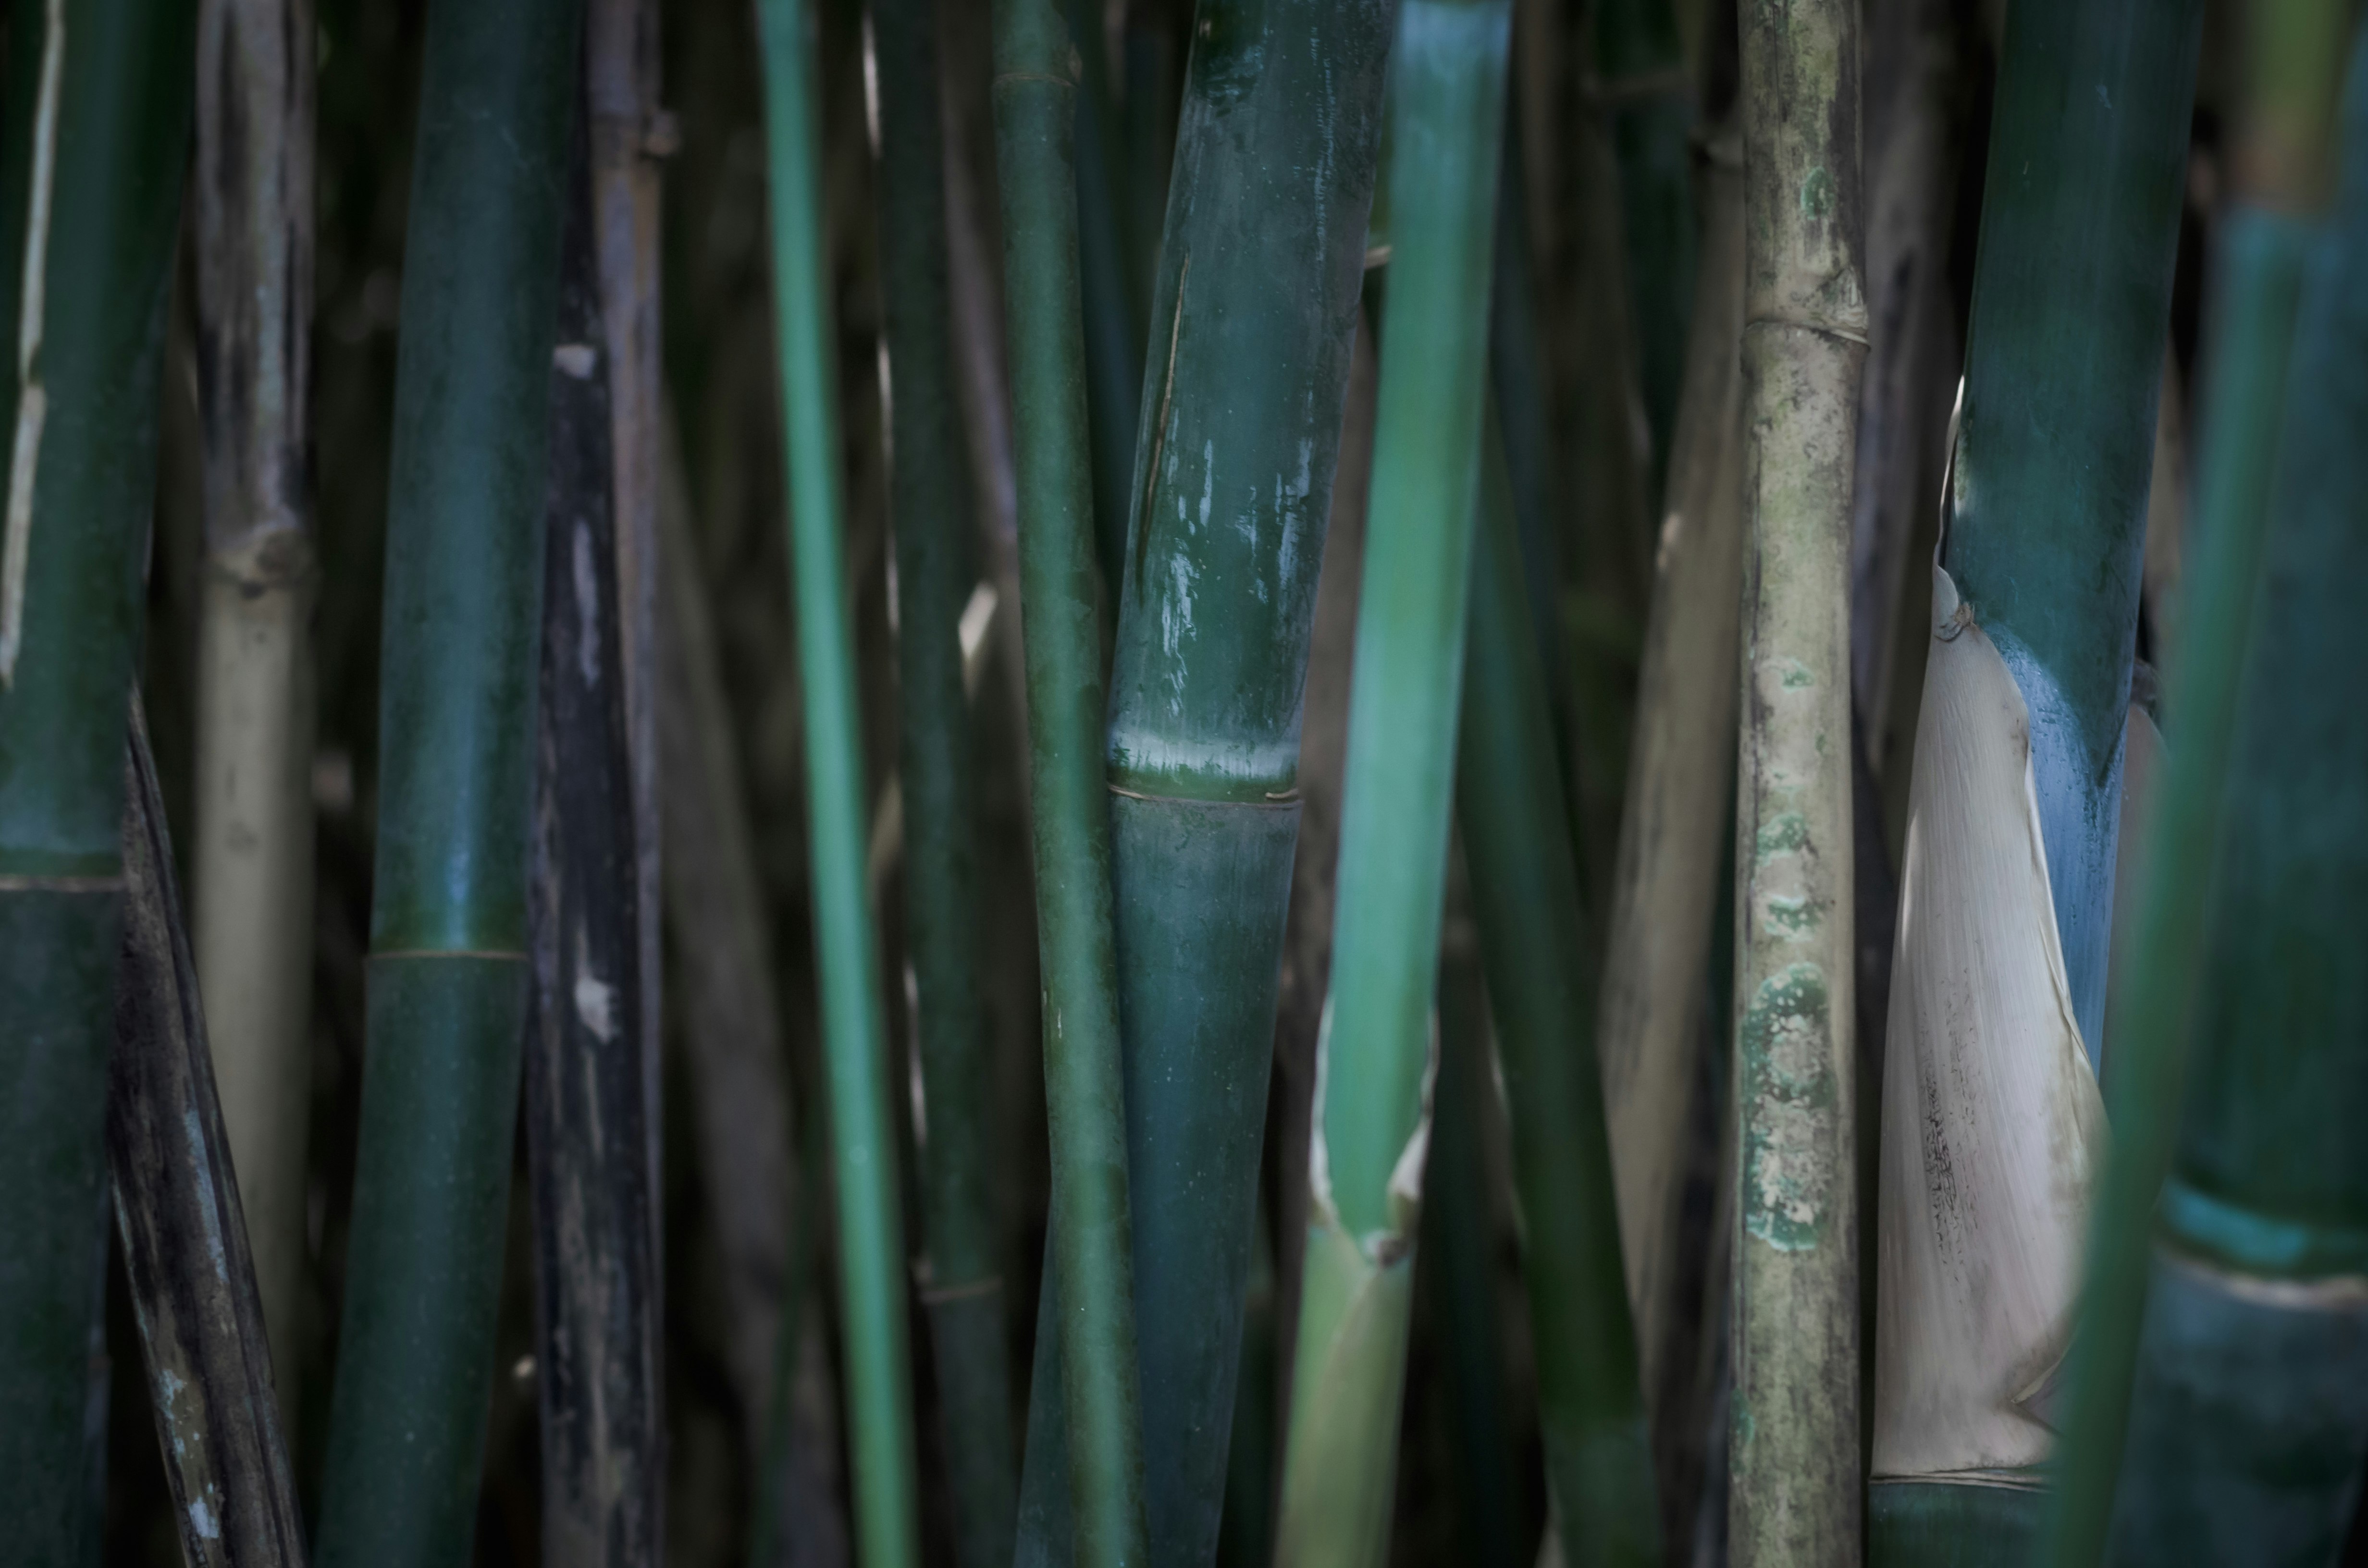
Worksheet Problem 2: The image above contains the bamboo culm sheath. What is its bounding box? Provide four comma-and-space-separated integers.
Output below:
312, 0, 580, 1560
753, 0, 926, 1560
874, 0, 1019, 1558
0, 0, 197, 1555
1011, 0, 1396, 1559
1272, 2, 1512, 1562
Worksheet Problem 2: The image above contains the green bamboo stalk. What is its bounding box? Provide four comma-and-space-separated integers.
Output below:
1593, 0, 1695, 506
108, 705, 308, 1568
2043, 7, 2361, 1563
1729, 0, 1864, 1555
872, 0, 1017, 1560
0, 0, 196, 1554
1270, 5, 1510, 1561
990, 0, 1152, 1562
752, 0, 924, 1560
311, 0, 579, 1561
1065, 0, 1144, 598
1868, 0, 2202, 1553
191, 0, 317, 1432
1457, 415, 1657, 1568
1008, 0, 1396, 1560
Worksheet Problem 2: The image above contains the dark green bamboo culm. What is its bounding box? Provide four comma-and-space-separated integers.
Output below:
1594, 0, 1696, 505
524, 115, 662, 1568
107, 707, 307, 1568
753, 0, 925, 1561
873, 0, 1017, 1560
1272, 2, 1512, 1561
1867, 0, 2202, 1553
1456, 419, 1658, 1568
1064, 0, 1145, 597
312, 0, 580, 1562
992, 0, 1153, 1563
2044, 6, 2364, 1562
1012, 0, 1396, 1559
0, 0, 196, 1556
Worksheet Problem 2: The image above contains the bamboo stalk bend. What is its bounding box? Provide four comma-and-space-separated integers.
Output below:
1271, 3, 1511, 1561
109, 708, 309, 1568
874, 0, 1017, 1559
191, 0, 317, 1425
1729, 0, 1864, 1555
524, 139, 663, 1568
312, 1, 580, 1561
1456, 418, 1658, 1568
753, 0, 924, 1559
2046, 6, 2361, 1561
1868, 0, 2201, 1555
1012, 0, 1395, 1557
0, 0, 197, 1553
991, 0, 1152, 1559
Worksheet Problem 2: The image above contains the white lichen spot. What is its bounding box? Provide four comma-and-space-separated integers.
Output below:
188, 1493, 222, 1541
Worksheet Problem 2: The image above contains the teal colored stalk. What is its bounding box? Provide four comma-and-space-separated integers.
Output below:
991, 0, 1153, 1562
1934, 0, 2204, 1065
312, 0, 579, 1562
1270, 3, 1511, 1561
1214, 1200, 1280, 1568
753, 0, 924, 1561
1065, 0, 1144, 597
1013, 0, 1396, 1558
872, 0, 1017, 1559
2041, 6, 2361, 1564
1594, 0, 1696, 506
1456, 418, 1658, 1568
0, 0, 195, 1555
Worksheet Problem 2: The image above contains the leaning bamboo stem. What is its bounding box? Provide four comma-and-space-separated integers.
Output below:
991, 0, 1152, 1558
191, 0, 317, 1430
1729, 0, 1865, 1556
753, 0, 924, 1559
0, 0, 197, 1551
1272, 4, 1511, 1561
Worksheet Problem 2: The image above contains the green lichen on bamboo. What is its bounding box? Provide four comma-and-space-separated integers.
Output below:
1730, 0, 1865, 1554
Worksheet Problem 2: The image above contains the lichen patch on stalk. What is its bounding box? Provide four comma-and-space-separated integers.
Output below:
1740, 962, 1836, 1252
1756, 810, 1809, 863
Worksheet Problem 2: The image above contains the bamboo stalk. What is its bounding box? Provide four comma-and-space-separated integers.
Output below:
752, 0, 924, 1558
2044, 7, 2360, 1562
1065, 0, 1145, 597
1868, 0, 2202, 1552
1457, 416, 1657, 1568
108, 705, 308, 1568
191, 0, 317, 1432
524, 129, 663, 1568
1271, 4, 1511, 1560
990, 0, 1152, 1559
873, 0, 1018, 1558
311, 2, 580, 1562
1593, 121, 1742, 1414
0, 0, 197, 1552
1010, 0, 1396, 1557
1728, 0, 1865, 1555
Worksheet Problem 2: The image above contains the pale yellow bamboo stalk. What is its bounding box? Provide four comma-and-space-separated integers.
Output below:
191, 0, 316, 1422
1729, 0, 1866, 1555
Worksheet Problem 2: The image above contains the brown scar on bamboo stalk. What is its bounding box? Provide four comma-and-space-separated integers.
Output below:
0, 0, 67, 686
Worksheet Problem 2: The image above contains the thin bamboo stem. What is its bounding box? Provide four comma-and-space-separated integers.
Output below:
1271, 4, 1511, 1560
752, 0, 925, 1558
990, 0, 1152, 1558
1064, 0, 1144, 599
191, 0, 317, 1432
0, 0, 197, 1552
873, 0, 1018, 1558
2041, 4, 2357, 1560
1729, 0, 1865, 1554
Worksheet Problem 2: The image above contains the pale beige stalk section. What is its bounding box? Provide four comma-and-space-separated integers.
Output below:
1595, 129, 1744, 1400
0, 0, 65, 687
192, 0, 316, 1420
1731, 0, 1865, 1557
1871, 564, 2105, 1482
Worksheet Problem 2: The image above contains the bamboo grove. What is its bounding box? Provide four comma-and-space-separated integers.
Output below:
2, 0, 2366, 1562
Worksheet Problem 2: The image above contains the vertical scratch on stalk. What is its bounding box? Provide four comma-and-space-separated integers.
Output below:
0, 0, 66, 686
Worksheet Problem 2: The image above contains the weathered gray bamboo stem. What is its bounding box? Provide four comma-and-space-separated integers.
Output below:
1730, 0, 1865, 1556
109, 706, 308, 1568
191, 0, 317, 1425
